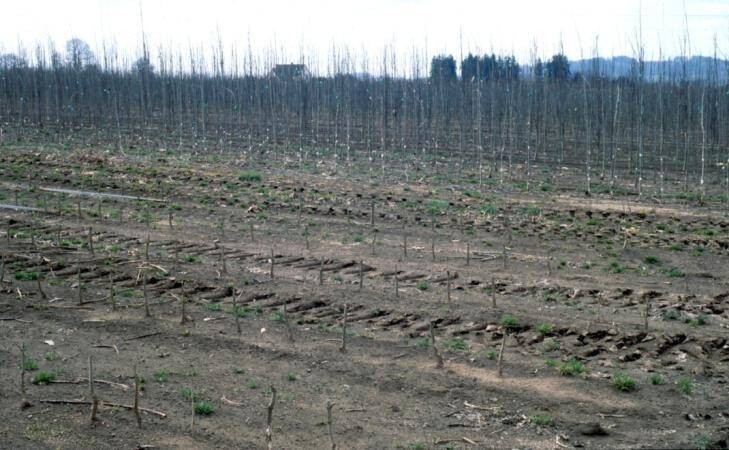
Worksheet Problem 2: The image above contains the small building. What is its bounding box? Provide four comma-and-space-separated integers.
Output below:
271, 64, 309, 79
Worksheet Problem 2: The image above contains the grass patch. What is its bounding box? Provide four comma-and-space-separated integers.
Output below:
442, 338, 469, 352
650, 374, 665, 385
153, 370, 171, 382
238, 170, 262, 182
32, 371, 57, 385
541, 338, 561, 353
181, 387, 201, 402
677, 377, 694, 395
612, 372, 637, 391
558, 359, 586, 376
416, 280, 429, 291
500, 314, 518, 329
537, 323, 552, 334
644, 255, 660, 265
194, 401, 215, 415
531, 413, 554, 427
14, 270, 39, 281
22, 359, 39, 371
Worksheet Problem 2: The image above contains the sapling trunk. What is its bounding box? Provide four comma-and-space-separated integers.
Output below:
282, 299, 294, 343
358, 261, 363, 291
36, 275, 47, 300
370, 201, 375, 227
143, 273, 150, 318
497, 331, 507, 377
326, 399, 337, 450
270, 248, 275, 280
232, 290, 241, 334
19, 342, 31, 409
446, 271, 451, 303
394, 265, 399, 298
431, 218, 436, 261
109, 274, 116, 310
133, 365, 142, 428
402, 233, 407, 260
77, 266, 83, 305
88, 356, 98, 422
265, 386, 277, 450
429, 321, 444, 369
644, 300, 651, 332
88, 227, 94, 255
220, 245, 227, 274
339, 303, 348, 353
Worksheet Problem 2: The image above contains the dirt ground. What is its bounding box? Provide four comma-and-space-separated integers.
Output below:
1, 147, 728, 449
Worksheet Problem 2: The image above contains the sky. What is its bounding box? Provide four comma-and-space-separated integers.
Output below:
1, 0, 728, 71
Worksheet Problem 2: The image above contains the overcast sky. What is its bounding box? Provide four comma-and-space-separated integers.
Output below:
1, 0, 728, 68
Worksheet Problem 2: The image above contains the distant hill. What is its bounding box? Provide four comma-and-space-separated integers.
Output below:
568, 56, 728, 81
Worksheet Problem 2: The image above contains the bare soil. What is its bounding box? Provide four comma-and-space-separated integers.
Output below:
1, 148, 728, 449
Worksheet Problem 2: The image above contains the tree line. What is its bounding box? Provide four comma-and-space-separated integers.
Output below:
1, 38, 728, 199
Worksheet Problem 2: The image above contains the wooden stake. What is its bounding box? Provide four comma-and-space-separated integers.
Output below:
497, 331, 507, 377
370, 231, 376, 256
144, 234, 150, 261
87, 227, 95, 255
77, 199, 82, 219
319, 260, 324, 285
190, 395, 195, 434
143, 273, 150, 318
109, 274, 116, 310
491, 277, 496, 308
466, 241, 470, 266
36, 275, 47, 300
249, 223, 255, 242
297, 191, 303, 225
394, 265, 399, 298
370, 201, 375, 227
431, 218, 436, 261
88, 356, 99, 422
220, 245, 227, 274
358, 261, 364, 291
77, 266, 83, 305
339, 303, 347, 353
446, 271, 451, 303
19, 342, 31, 409
232, 290, 241, 334
304, 225, 310, 250
133, 365, 142, 428
402, 233, 407, 260
168, 211, 173, 229
265, 386, 277, 450
270, 248, 275, 280
429, 321, 444, 369
644, 300, 651, 332
282, 299, 294, 343
502, 244, 508, 269
326, 399, 337, 450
